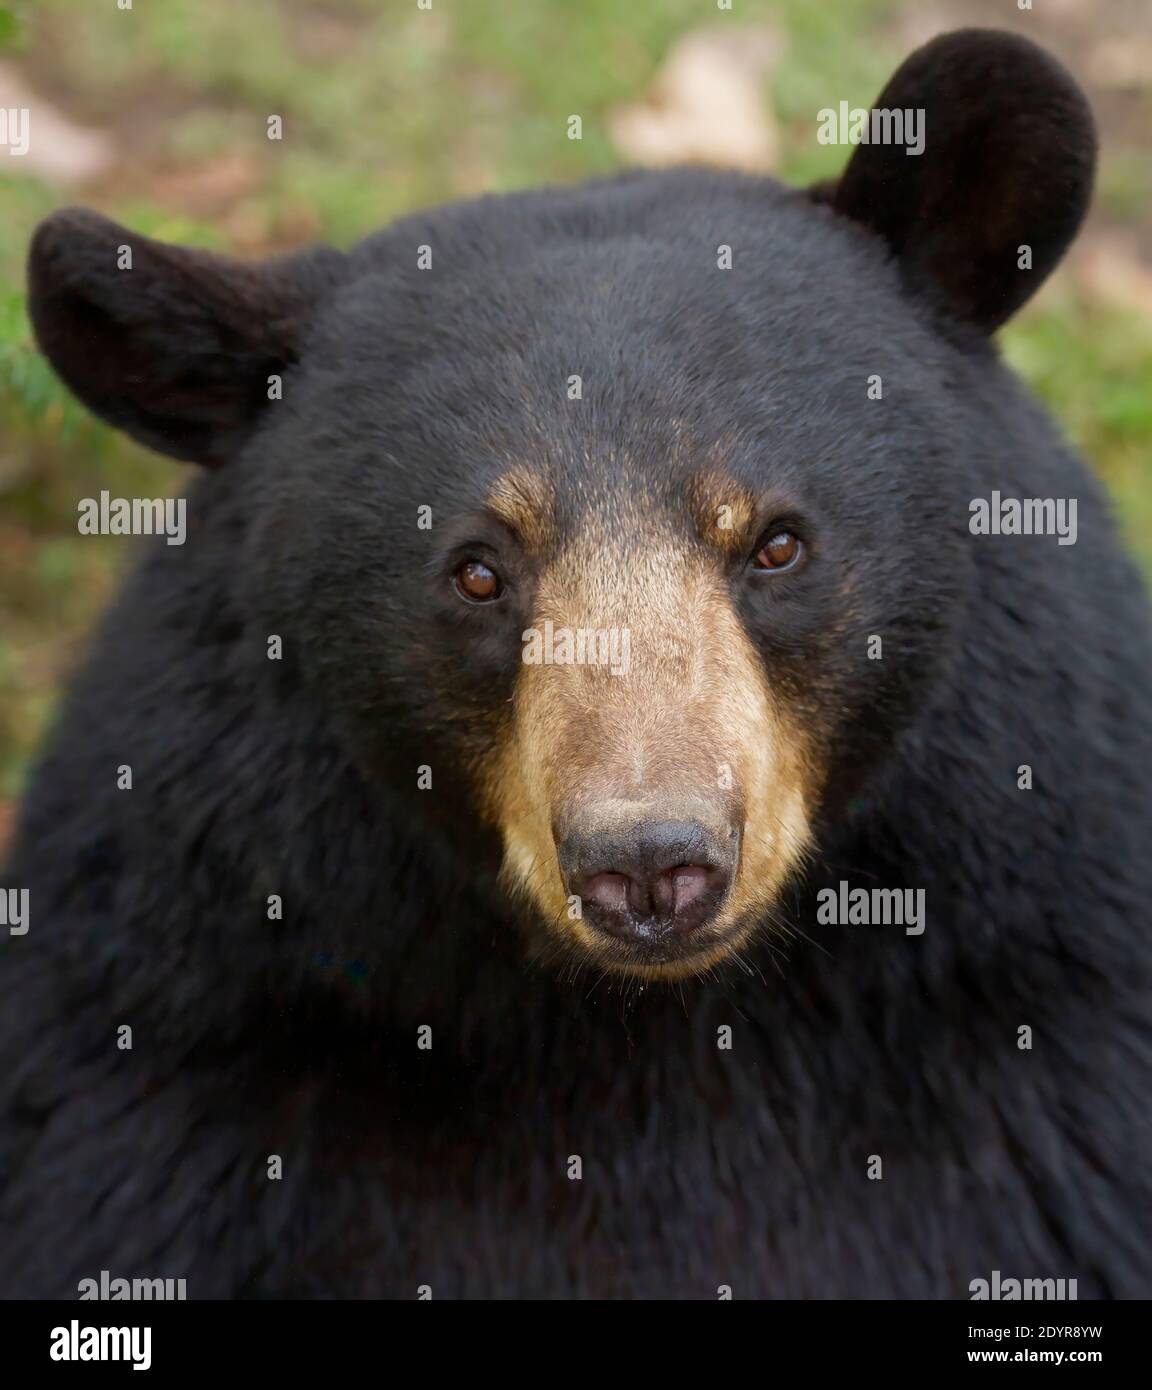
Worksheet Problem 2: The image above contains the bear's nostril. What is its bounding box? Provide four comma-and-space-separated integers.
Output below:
577, 860, 727, 940
581, 872, 630, 914
668, 865, 711, 913
648, 864, 711, 920
558, 818, 737, 950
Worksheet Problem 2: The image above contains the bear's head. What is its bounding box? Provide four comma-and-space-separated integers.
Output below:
27, 30, 1094, 981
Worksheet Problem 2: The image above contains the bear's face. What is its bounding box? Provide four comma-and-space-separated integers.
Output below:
27, 30, 1096, 980
231, 225, 966, 980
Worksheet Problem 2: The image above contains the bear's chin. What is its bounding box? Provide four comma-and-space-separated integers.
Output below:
526, 911, 759, 985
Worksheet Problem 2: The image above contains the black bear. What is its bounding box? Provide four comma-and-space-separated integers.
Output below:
2, 29, 1150, 1299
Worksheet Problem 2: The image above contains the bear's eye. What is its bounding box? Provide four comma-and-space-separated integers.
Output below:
751, 531, 803, 573
453, 559, 503, 603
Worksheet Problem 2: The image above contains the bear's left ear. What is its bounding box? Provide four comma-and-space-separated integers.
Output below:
27, 208, 347, 466
813, 29, 1096, 332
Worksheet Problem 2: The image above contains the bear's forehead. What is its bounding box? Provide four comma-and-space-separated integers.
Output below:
338, 181, 907, 362
482, 455, 764, 564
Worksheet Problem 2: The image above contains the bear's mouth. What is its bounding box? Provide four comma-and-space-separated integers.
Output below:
573, 905, 751, 976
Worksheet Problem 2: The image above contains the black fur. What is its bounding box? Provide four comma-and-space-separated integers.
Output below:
2, 30, 1149, 1298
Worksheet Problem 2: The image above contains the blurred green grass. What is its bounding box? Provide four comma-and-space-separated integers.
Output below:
1, 0, 1150, 798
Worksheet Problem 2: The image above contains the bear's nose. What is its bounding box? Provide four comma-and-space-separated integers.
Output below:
557, 819, 736, 945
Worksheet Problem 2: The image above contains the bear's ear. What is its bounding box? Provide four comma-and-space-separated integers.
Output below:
816, 29, 1096, 332
27, 208, 346, 465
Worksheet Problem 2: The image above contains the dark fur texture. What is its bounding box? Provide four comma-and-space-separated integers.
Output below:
3, 30, 1150, 1298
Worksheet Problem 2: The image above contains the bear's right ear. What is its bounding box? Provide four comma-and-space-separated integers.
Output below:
27, 208, 346, 466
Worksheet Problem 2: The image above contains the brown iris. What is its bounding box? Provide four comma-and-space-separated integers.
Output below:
454, 559, 502, 603
752, 531, 803, 572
